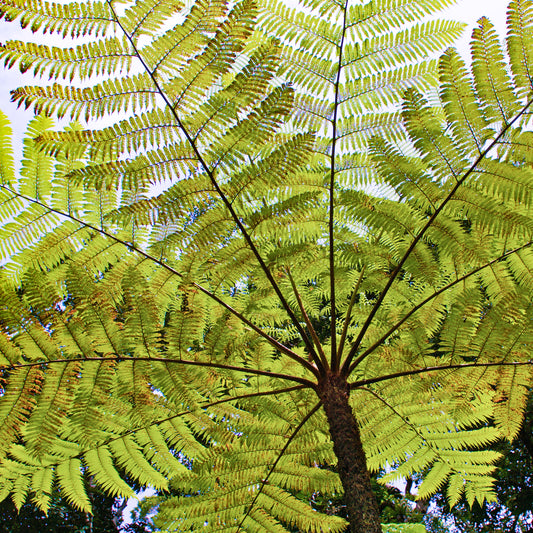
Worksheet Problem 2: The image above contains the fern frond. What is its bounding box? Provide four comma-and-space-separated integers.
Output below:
109, 435, 169, 490
0, 366, 43, 457
0, 37, 134, 82
56, 458, 91, 512
24, 362, 81, 455
120, 0, 186, 40
0, 110, 14, 184
357, 384, 501, 506
141, 0, 228, 76
12, 74, 159, 120
439, 49, 490, 154
471, 17, 519, 124
0, 0, 114, 37
84, 446, 134, 498
164, 0, 258, 109
38, 107, 180, 160
492, 364, 533, 440
507, 0, 533, 97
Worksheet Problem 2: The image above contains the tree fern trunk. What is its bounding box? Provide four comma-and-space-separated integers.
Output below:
320, 373, 382, 533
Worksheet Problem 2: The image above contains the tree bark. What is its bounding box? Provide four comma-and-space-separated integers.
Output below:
319, 372, 382, 533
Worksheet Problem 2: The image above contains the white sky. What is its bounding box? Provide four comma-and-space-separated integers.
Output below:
0, 0, 510, 157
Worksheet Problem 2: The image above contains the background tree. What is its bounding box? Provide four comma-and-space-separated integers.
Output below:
0, 0, 532, 531
0, 486, 122, 532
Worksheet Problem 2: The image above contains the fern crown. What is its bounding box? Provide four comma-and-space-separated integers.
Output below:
0, 0, 532, 530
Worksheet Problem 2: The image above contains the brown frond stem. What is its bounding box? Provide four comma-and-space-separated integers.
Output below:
7, 356, 317, 388
105, 0, 319, 362
235, 401, 322, 532
0, 184, 319, 378
350, 360, 533, 390
328, 0, 349, 363
286, 268, 328, 371
346, 240, 533, 375
342, 97, 533, 376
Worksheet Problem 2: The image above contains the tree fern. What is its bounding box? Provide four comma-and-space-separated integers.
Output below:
0, 0, 533, 531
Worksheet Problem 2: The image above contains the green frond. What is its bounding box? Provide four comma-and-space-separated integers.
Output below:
260, 1, 341, 51
68, 361, 118, 445
471, 17, 519, 124
0, 366, 43, 456
439, 49, 490, 154
339, 61, 438, 115
164, 0, 258, 109
341, 21, 463, 74
12, 74, 159, 121
206, 84, 295, 170
0, 110, 15, 185
38, 107, 180, 160
30, 464, 54, 512
357, 383, 501, 505
0, 203, 59, 262
120, 0, 186, 39
185, 39, 285, 142
69, 142, 198, 190
134, 425, 191, 479
24, 362, 80, 455
56, 458, 91, 512
506, 246, 533, 290
109, 435, 169, 490
507, 0, 533, 97
141, 0, 229, 76
346, 0, 459, 34
84, 446, 135, 498
0, 331, 23, 366
0, 37, 134, 82
0, 0, 114, 37
401, 90, 466, 182
492, 364, 533, 440
19, 115, 55, 198
154, 399, 346, 532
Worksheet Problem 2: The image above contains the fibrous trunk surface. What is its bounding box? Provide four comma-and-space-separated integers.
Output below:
320, 372, 382, 533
